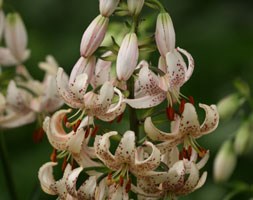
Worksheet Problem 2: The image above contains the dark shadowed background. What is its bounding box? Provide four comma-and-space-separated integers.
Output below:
1, 0, 253, 199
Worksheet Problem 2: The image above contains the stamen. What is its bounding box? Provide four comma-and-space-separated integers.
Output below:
50, 149, 57, 162
91, 126, 99, 137
72, 119, 81, 132
107, 173, 113, 186
179, 99, 186, 114
63, 115, 68, 125
188, 96, 195, 105
119, 176, 124, 187
125, 178, 131, 193
61, 156, 68, 172
84, 127, 90, 138
32, 127, 44, 143
166, 106, 175, 121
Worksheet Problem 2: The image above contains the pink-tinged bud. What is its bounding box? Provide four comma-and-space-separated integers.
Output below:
127, 0, 144, 16
80, 15, 109, 58
99, 0, 120, 17
116, 33, 139, 81
69, 56, 96, 86
155, 12, 175, 57
0, 10, 4, 41
4, 13, 30, 63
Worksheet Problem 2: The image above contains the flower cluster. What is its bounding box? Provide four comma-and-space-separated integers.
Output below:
11, 0, 219, 199
0, 2, 63, 139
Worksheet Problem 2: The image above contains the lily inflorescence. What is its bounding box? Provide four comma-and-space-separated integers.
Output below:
0, 0, 219, 199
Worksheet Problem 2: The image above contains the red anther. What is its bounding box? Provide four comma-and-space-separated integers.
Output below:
63, 115, 68, 125
84, 127, 90, 139
179, 99, 186, 114
50, 149, 57, 162
71, 159, 76, 169
116, 113, 124, 123
179, 151, 183, 160
198, 147, 207, 158
182, 148, 188, 159
166, 106, 175, 121
107, 173, 112, 181
187, 146, 192, 158
188, 96, 195, 105
125, 179, 131, 193
119, 176, 124, 187
107, 173, 113, 185
91, 126, 99, 137
72, 119, 81, 132
61, 156, 68, 172
33, 127, 44, 143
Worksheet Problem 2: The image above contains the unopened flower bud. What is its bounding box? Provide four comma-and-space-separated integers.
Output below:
155, 12, 175, 57
217, 93, 243, 120
0, 10, 4, 42
69, 56, 96, 85
4, 13, 29, 62
80, 15, 109, 58
127, 0, 144, 16
116, 33, 139, 81
234, 121, 251, 155
213, 140, 237, 183
99, 0, 120, 17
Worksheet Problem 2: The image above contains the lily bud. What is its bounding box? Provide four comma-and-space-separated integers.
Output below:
80, 15, 109, 58
213, 140, 237, 183
127, 0, 144, 16
155, 12, 175, 57
69, 56, 96, 85
99, 0, 120, 17
234, 121, 251, 155
217, 93, 243, 120
4, 13, 30, 62
116, 33, 139, 81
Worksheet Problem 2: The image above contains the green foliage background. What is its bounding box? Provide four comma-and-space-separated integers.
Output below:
1, 0, 253, 199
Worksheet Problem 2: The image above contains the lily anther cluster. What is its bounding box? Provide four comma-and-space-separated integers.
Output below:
0, 0, 219, 199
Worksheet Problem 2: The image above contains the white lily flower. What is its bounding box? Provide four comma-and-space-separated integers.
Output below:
127, 0, 144, 16
38, 162, 75, 200
4, 12, 30, 63
95, 131, 161, 197
0, 81, 36, 128
144, 103, 219, 154
43, 109, 101, 169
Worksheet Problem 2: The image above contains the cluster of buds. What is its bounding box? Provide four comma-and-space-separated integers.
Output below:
214, 79, 253, 183
0, 1, 63, 141
32, 0, 219, 199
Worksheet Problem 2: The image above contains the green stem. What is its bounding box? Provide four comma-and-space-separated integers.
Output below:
0, 133, 18, 200
127, 77, 139, 140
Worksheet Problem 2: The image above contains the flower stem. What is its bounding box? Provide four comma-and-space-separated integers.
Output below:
0, 133, 18, 200
127, 77, 139, 140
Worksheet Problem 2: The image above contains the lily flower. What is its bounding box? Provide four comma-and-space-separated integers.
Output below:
124, 48, 194, 109
144, 103, 219, 155
94, 130, 161, 197
99, 0, 120, 17
43, 109, 101, 169
0, 81, 36, 128
38, 162, 75, 200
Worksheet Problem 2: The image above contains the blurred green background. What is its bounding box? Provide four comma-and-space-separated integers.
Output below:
1, 0, 253, 199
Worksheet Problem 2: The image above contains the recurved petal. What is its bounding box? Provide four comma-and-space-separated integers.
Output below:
43, 109, 81, 152
94, 131, 120, 170
66, 167, 83, 197
0, 47, 18, 66
177, 47, 194, 82
56, 68, 83, 108
115, 131, 135, 163
132, 141, 161, 175
193, 171, 207, 191
165, 49, 186, 88
77, 176, 97, 200
199, 103, 219, 136
108, 183, 129, 200
69, 73, 89, 100
196, 150, 210, 170
144, 117, 179, 141
38, 162, 58, 195
179, 103, 200, 137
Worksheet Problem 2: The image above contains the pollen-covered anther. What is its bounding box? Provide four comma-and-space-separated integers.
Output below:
179, 99, 186, 114
107, 173, 113, 186
179, 146, 192, 160
198, 147, 207, 158
91, 126, 99, 137
166, 106, 175, 121
50, 149, 57, 162
72, 119, 81, 132
119, 176, 124, 187
84, 127, 90, 138
125, 178, 131, 193
188, 96, 195, 105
